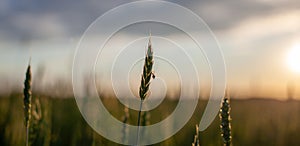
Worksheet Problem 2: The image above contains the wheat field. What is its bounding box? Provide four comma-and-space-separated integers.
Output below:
1, 93, 300, 146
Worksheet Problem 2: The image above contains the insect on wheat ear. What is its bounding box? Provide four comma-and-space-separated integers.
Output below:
151, 72, 156, 79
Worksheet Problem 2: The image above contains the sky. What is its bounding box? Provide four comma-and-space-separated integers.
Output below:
0, 0, 299, 99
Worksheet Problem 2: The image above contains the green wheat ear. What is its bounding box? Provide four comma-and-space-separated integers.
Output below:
23, 61, 32, 146
220, 92, 232, 146
139, 37, 154, 101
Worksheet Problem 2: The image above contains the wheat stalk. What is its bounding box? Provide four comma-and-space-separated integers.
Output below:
220, 92, 232, 146
141, 111, 150, 126
136, 37, 154, 145
192, 125, 200, 146
122, 106, 130, 144
23, 61, 32, 146
140, 110, 150, 143
31, 98, 42, 121
29, 97, 42, 146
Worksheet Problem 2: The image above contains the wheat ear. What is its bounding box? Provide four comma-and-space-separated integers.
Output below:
136, 37, 154, 145
23, 61, 32, 146
220, 93, 232, 146
139, 38, 154, 101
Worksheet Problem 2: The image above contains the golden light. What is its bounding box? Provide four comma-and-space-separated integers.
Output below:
287, 43, 300, 73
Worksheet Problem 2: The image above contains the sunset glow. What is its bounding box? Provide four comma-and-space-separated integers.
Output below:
287, 43, 300, 73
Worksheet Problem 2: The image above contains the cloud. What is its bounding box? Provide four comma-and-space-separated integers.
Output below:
8, 13, 67, 38
224, 10, 300, 48
182, 0, 300, 30
0, 0, 135, 40
0, 0, 299, 42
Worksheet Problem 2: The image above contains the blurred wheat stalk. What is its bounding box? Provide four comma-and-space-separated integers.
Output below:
136, 37, 155, 145
29, 97, 43, 146
122, 106, 130, 144
23, 61, 32, 146
192, 125, 200, 146
219, 92, 232, 146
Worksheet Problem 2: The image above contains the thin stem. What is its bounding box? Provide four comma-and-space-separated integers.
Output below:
136, 100, 144, 146
25, 127, 29, 146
